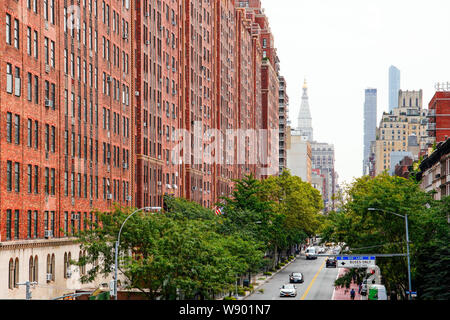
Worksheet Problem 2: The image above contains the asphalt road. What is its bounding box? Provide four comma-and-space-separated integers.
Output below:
246, 253, 339, 300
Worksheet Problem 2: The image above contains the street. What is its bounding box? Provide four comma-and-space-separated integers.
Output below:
246, 253, 339, 300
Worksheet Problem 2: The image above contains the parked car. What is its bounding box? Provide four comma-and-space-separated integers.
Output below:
279, 284, 297, 297
326, 257, 337, 268
289, 272, 304, 283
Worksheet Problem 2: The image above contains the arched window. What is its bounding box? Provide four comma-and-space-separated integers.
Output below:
46, 254, 51, 282
51, 254, 56, 281
14, 258, 19, 288
33, 256, 38, 283
79, 251, 86, 276
64, 252, 68, 278
8, 259, 14, 289
29, 256, 34, 282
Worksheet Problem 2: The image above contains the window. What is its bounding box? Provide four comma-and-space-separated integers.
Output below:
14, 67, 21, 97
27, 164, 32, 193
6, 14, 11, 45
6, 210, 12, 240
8, 259, 14, 289
33, 31, 38, 59
34, 165, 39, 194
13, 19, 19, 49
27, 27, 31, 55
14, 114, 20, 144
27, 211, 32, 238
14, 162, 20, 192
14, 210, 19, 239
6, 63, 13, 93
6, 112, 12, 142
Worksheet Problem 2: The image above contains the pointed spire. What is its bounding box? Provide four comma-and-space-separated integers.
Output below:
297, 78, 313, 142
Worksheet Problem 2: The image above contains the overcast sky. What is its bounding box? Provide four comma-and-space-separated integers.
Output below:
260, 0, 450, 186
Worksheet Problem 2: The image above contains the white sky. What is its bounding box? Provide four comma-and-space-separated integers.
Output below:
260, 0, 450, 185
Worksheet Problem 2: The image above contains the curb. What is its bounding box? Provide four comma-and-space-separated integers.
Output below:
241, 253, 302, 300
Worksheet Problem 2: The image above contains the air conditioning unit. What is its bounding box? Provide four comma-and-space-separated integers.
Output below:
72, 213, 79, 220
126, 195, 132, 201
122, 162, 128, 169
172, 184, 178, 189
157, 181, 162, 186
106, 75, 112, 82
71, 117, 75, 125
45, 230, 53, 238
45, 21, 49, 30
66, 271, 72, 278
45, 64, 50, 73
45, 152, 49, 159
45, 99, 53, 107
122, 33, 128, 39
166, 184, 172, 189
145, 40, 150, 45
46, 273, 52, 281
145, 12, 150, 17
192, 186, 197, 191
107, 193, 113, 200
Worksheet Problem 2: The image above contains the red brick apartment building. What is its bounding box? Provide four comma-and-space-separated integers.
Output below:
427, 90, 450, 143
0, 0, 282, 299
0, 0, 132, 299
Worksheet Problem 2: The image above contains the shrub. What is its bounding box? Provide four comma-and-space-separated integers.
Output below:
263, 272, 272, 276
224, 296, 237, 300
258, 288, 264, 294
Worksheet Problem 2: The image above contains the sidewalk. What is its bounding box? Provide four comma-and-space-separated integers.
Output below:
331, 268, 363, 300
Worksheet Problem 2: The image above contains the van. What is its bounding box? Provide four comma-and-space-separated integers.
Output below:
368, 284, 387, 300
305, 247, 317, 260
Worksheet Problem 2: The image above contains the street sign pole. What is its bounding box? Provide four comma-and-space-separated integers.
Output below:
405, 214, 412, 301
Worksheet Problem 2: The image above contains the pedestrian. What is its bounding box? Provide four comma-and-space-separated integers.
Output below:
350, 288, 356, 300
358, 283, 362, 295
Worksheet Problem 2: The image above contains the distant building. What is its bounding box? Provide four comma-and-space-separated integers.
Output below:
311, 142, 336, 212
389, 151, 413, 175
363, 88, 377, 175
286, 132, 312, 183
389, 66, 401, 113
374, 90, 428, 175
394, 156, 414, 179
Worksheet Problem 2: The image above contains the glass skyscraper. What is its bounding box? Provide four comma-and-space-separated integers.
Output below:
363, 88, 377, 175
389, 66, 401, 113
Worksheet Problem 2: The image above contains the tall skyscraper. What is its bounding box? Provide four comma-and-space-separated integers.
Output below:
363, 88, 378, 175
389, 66, 401, 113
297, 80, 313, 142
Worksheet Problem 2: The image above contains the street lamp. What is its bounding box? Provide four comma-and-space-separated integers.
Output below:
114, 206, 162, 300
368, 207, 412, 300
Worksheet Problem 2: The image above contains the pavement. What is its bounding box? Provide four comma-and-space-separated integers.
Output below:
331, 268, 363, 300
244, 249, 339, 300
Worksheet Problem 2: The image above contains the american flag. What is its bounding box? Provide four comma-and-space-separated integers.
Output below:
215, 207, 223, 216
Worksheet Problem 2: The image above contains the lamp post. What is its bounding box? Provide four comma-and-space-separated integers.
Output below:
368, 208, 412, 300
114, 206, 162, 300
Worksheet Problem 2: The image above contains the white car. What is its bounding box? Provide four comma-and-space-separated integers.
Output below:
305, 247, 317, 260
280, 284, 297, 297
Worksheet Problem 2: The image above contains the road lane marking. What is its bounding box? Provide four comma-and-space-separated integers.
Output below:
300, 259, 326, 300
